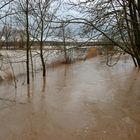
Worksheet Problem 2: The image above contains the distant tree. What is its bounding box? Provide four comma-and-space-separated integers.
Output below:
57, 22, 71, 63
53, 22, 81, 63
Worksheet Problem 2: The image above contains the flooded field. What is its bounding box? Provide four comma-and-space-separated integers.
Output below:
0, 56, 140, 140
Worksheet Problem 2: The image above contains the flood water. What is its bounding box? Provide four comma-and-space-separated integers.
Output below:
0, 56, 140, 140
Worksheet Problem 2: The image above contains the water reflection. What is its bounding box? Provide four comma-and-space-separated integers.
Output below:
27, 77, 35, 99
27, 84, 31, 99
41, 77, 46, 93
0, 57, 140, 140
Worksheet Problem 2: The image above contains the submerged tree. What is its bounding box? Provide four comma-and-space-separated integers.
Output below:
30, 0, 61, 77
25, 0, 30, 84
13, 0, 31, 84
56, 22, 72, 63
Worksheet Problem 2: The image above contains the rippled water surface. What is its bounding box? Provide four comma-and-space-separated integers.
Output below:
0, 56, 140, 140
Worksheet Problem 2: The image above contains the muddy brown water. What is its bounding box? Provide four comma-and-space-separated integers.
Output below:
0, 56, 140, 140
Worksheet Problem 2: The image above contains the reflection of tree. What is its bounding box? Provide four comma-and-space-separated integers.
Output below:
27, 78, 35, 99
57, 64, 70, 89
41, 77, 46, 93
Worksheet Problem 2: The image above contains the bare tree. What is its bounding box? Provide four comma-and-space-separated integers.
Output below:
67, 0, 140, 67
13, 0, 31, 84
25, 0, 30, 84
30, 0, 61, 77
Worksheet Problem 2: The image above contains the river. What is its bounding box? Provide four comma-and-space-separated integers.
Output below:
0, 56, 140, 140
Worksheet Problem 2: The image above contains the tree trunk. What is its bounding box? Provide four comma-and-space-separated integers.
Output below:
26, 0, 30, 84
62, 23, 68, 63
131, 55, 138, 67
40, 15, 46, 77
